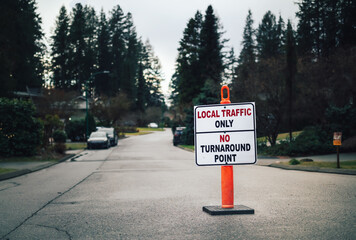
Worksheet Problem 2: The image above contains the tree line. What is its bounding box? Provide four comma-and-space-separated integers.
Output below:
170, 2, 356, 147
0, 0, 166, 125
50, 3, 164, 110
0, 0, 45, 97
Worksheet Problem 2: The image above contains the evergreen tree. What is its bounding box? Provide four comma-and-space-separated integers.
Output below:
96, 9, 112, 96
233, 9, 256, 102
83, 5, 98, 91
51, 6, 71, 89
199, 5, 224, 87
238, 10, 255, 66
276, 15, 286, 55
109, 5, 126, 93
339, 0, 356, 47
176, 11, 203, 105
223, 47, 238, 86
16, 0, 45, 91
169, 71, 181, 106
0, 0, 20, 96
144, 40, 164, 107
296, 0, 315, 56
136, 59, 147, 112
68, 3, 87, 91
255, 11, 287, 145
256, 11, 280, 59
296, 0, 351, 57
0, 0, 45, 96
285, 20, 297, 141
122, 12, 139, 99
136, 39, 165, 111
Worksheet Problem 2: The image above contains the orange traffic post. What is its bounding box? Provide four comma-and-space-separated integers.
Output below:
220, 85, 234, 208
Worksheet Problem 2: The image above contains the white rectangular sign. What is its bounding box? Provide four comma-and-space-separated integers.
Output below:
194, 103, 257, 166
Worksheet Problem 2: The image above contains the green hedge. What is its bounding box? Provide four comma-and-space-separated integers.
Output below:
53, 130, 66, 143
0, 98, 42, 156
65, 114, 96, 141
259, 126, 334, 156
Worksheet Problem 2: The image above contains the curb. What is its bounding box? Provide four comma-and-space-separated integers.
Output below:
0, 154, 75, 181
269, 163, 356, 176
176, 145, 194, 152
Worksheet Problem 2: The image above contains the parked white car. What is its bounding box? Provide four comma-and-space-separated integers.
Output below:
97, 127, 118, 146
147, 123, 158, 128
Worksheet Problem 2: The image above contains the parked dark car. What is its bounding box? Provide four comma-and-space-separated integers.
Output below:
97, 127, 118, 146
87, 132, 110, 149
173, 127, 186, 146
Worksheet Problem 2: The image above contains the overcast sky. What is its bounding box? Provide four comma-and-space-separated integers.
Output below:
37, 0, 300, 97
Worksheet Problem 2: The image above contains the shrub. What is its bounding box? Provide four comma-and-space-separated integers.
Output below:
54, 143, 66, 154
300, 158, 313, 162
289, 159, 300, 165
289, 126, 333, 155
260, 126, 334, 156
42, 114, 63, 146
65, 120, 85, 141
0, 98, 43, 156
53, 130, 67, 143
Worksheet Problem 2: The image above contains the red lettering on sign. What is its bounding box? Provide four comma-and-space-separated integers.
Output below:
220, 134, 230, 142
221, 108, 252, 117
198, 110, 220, 119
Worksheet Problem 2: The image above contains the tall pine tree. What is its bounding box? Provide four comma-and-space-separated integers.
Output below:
109, 5, 126, 93
199, 5, 224, 88
68, 3, 87, 91
176, 11, 203, 105
255, 11, 286, 145
285, 20, 297, 141
96, 9, 112, 96
233, 9, 256, 102
122, 12, 139, 99
51, 6, 71, 89
83, 5, 98, 91
0, 0, 45, 96
256, 11, 281, 59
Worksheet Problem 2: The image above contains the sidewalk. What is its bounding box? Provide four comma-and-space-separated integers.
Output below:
0, 150, 83, 181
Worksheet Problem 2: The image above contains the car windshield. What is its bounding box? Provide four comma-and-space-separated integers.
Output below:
90, 132, 106, 138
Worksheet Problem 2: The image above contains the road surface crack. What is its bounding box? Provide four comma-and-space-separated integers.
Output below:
0, 182, 20, 192
1, 173, 94, 239
33, 224, 72, 240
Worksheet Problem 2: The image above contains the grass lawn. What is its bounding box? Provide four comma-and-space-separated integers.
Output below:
137, 127, 164, 132
0, 168, 16, 174
282, 160, 356, 169
179, 145, 195, 151
0, 152, 65, 163
66, 142, 87, 150
125, 131, 152, 136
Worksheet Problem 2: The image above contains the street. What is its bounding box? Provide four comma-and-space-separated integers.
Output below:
1, 129, 356, 239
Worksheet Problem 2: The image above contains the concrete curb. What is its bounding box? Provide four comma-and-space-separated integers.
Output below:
176, 145, 194, 152
0, 154, 75, 181
269, 163, 356, 175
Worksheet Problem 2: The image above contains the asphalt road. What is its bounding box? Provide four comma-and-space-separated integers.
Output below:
1, 129, 356, 239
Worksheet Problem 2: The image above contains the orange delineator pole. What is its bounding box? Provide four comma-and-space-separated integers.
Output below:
220, 85, 234, 208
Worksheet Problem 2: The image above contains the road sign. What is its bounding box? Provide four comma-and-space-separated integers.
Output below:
333, 132, 342, 146
194, 102, 257, 166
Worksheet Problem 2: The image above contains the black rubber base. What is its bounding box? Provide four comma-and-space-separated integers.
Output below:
203, 205, 254, 215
